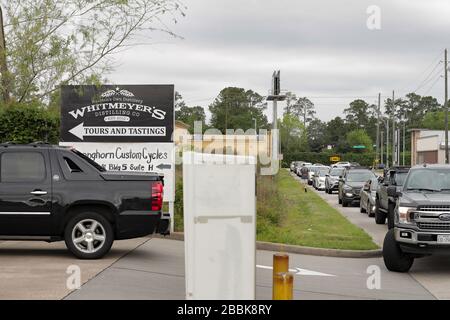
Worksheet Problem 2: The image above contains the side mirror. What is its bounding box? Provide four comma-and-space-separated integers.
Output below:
325, 174, 330, 177
387, 186, 399, 198
364, 185, 370, 191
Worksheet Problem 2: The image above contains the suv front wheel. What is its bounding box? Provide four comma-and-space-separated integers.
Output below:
383, 229, 414, 272
375, 198, 386, 224
64, 212, 114, 259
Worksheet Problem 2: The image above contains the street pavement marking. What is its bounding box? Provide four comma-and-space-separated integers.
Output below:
256, 265, 335, 277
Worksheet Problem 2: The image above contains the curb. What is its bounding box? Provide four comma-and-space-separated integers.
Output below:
154, 233, 382, 259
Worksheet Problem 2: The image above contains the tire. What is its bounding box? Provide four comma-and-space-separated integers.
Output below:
360, 200, 366, 213
64, 211, 114, 259
383, 229, 414, 273
375, 198, 386, 225
368, 201, 375, 217
387, 202, 395, 229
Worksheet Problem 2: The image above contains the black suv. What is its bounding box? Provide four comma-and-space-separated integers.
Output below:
375, 166, 410, 229
383, 164, 450, 272
338, 167, 376, 207
0, 143, 169, 259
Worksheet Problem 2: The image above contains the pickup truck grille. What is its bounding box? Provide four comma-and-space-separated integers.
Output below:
418, 205, 450, 212
418, 222, 450, 230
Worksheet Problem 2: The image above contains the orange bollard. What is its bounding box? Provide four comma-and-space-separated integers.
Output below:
272, 253, 289, 299
273, 272, 294, 300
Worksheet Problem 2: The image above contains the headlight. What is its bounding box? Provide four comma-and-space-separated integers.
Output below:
398, 207, 415, 224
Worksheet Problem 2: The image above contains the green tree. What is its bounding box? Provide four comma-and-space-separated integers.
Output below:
291, 97, 316, 127
307, 119, 327, 152
344, 99, 377, 140
421, 111, 445, 130
0, 0, 185, 104
279, 113, 308, 153
346, 129, 373, 152
176, 106, 206, 132
325, 116, 350, 152
209, 87, 268, 132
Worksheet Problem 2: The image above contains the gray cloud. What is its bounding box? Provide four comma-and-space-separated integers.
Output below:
110, 0, 450, 122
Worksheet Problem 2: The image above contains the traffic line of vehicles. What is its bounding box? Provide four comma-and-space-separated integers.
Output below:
291, 161, 450, 273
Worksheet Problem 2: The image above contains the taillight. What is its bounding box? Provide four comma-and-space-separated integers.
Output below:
151, 182, 163, 211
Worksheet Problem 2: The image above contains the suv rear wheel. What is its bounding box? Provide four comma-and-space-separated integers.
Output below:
64, 212, 114, 259
387, 202, 395, 229
375, 198, 386, 224
383, 229, 414, 272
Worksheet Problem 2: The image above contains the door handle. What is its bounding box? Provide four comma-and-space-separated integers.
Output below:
31, 190, 47, 196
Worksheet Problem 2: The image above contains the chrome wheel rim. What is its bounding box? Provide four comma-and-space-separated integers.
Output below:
72, 219, 106, 254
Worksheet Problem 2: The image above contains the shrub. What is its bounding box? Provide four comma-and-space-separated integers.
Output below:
0, 103, 59, 144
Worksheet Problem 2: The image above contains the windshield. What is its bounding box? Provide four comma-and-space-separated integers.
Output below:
347, 171, 375, 182
72, 149, 106, 172
405, 169, 450, 191
394, 172, 408, 186
330, 168, 344, 176
318, 168, 329, 176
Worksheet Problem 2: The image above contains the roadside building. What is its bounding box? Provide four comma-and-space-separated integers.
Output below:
410, 129, 448, 165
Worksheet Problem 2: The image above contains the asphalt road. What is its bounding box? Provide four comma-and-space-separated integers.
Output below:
293, 172, 450, 300
0, 172, 448, 299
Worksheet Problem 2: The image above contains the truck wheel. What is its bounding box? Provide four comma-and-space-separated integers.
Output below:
360, 202, 366, 213
375, 199, 386, 224
368, 202, 375, 217
383, 229, 414, 273
64, 212, 114, 260
387, 202, 395, 230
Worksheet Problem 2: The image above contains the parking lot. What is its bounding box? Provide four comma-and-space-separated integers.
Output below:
1, 171, 450, 300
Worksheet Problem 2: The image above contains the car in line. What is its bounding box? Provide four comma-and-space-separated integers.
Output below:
312, 167, 331, 190
375, 166, 410, 229
338, 167, 377, 207
300, 164, 312, 180
383, 164, 450, 272
295, 162, 312, 176
307, 165, 327, 185
359, 177, 379, 217
0, 143, 170, 259
290, 161, 299, 172
325, 167, 345, 194
332, 161, 351, 168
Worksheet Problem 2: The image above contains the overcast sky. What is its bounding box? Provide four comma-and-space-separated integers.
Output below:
110, 0, 450, 122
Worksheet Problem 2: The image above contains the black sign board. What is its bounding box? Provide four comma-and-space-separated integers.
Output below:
60, 85, 174, 143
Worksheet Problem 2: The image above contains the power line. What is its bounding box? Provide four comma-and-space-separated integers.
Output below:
412, 60, 443, 93
423, 73, 442, 96
401, 50, 443, 93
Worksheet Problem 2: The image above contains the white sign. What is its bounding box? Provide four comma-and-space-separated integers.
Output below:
69, 123, 166, 141
60, 142, 175, 202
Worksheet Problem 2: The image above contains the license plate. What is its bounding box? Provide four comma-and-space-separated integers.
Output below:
437, 235, 450, 244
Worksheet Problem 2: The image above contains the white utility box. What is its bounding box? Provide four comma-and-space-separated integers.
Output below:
183, 152, 256, 300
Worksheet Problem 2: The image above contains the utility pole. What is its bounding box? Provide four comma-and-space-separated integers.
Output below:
403, 122, 406, 166
0, 5, 9, 103
386, 119, 390, 168
381, 130, 384, 165
392, 91, 396, 166
445, 48, 449, 164
376, 93, 381, 166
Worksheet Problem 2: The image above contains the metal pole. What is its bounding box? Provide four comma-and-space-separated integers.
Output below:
386, 119, 390, 168
403, 122, 406, 165
273, 99, 278, 161
392, 91, 396, 166
445, 48, 449, 164
376, 93, 381, 164
381, 130, 384, 166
